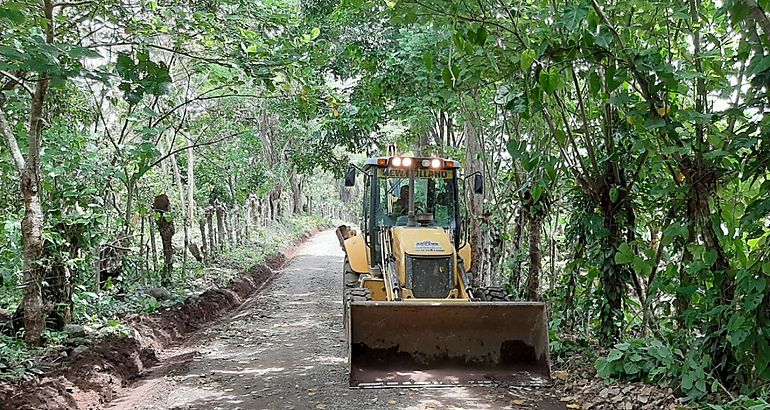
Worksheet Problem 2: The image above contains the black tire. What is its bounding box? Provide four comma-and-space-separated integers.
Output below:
477, 286, 511, 302
343, 287, 372, 336
344, 287, 372, 305
343, 257, 360, 290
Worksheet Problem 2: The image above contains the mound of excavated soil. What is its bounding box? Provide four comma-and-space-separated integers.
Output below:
0, 229, 323, 410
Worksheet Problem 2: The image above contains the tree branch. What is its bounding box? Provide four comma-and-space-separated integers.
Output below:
0, 109, 27, 172
0, 71, 35, 97
53, 0, 95, 8
148, 131, 244, 169
742, 0, 770, 42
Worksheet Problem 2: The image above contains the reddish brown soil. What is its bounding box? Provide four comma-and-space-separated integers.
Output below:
0, 230, 320, 410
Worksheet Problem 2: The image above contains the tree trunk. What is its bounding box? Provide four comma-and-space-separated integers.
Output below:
225, 207, 233, 246
154, 194, 175, 286
124, 179, 135, 237
206, 208, 216, 258
508, 205, 527, 294
291, 173, 305, 215
168, 151, 188, 278
149, 210, 158, 273
186, 146, 195, 224
216, 204, 226, 252
599, 201, 626, 344
527, 211, 543, 301
199, 217, 208, 264
139, 212, 147, 275
19, 116, 46, 343
44, 232, 77, 330
463, 102, 487, 287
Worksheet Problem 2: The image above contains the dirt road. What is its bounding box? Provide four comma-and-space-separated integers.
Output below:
108, 230, 566, 410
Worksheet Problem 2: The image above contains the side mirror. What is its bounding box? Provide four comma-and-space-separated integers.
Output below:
473, 173, 484, 195
344, 167, 356, 187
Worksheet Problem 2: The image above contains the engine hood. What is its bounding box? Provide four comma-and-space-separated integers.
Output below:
391, 227, 454, 257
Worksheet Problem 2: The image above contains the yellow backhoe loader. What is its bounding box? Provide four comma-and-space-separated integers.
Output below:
338, 155, 551, 387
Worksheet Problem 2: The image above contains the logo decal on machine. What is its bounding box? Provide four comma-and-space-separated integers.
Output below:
414, 240, 444, 252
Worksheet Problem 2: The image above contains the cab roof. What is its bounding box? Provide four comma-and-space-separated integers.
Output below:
363, 156, 462, 168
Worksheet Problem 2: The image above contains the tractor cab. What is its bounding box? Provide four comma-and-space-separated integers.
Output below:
345, 156, 465, 273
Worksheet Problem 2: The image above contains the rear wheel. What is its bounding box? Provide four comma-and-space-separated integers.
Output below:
477, 286, 511, 302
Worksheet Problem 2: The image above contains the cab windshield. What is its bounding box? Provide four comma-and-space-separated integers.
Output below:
375, 168, 456, 228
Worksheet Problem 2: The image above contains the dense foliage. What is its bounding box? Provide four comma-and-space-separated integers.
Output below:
0, 0, 352, 348
2, 0, 770, 406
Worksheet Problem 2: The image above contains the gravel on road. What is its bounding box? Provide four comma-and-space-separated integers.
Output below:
107, 230, 566, 410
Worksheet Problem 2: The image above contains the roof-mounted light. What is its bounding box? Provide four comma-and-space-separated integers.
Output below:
391, 157, 402, 167
431, 158, 442, 168
377, 158, 388, 166
402, 157, 413, 167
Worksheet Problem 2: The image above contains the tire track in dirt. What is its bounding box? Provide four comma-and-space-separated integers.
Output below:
108, 230, 566, 410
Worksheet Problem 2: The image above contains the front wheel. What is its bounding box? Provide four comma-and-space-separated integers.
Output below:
343, 287, 372, 337
476, 286, 511, 302
343, 256, 360, 291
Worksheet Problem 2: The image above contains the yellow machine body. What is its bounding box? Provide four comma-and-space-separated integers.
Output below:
339, 156, 551, 387
342, 234, 369, 274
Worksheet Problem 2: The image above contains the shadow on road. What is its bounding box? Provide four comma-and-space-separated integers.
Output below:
108, 231, 566, 410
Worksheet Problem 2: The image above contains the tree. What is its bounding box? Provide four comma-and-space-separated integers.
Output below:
0, 0, 97, 344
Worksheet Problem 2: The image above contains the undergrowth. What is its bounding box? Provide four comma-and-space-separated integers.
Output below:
0, 215, 332, 381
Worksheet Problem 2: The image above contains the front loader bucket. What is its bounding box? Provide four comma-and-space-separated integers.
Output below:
348, 301, 551, 387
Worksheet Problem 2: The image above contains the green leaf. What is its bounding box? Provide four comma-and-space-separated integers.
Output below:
609, 187, 619, 203
545, 163, 557, 182
662, 222, 688, 247
66, 46, 101, 59
310, 27, 321, 40
703, 249, 717, 268
530, 186, 542, 203
554, 129, 567, 145
442, 66, 454, 87
506, 139, 523, 160
116, 53, 134, 77
633, 256, 653, 277
695, 378, 707, 393
538, 69, 561, 94
475, 25, 488, 46
747, 54, 770, 77
0, 6, 25, 25
596, 358, 612, 377
562, 3, 589, 32
614, 242, 634, 264
595, 28, 612, 48
263, 78, 275, 92
607, 350, 623, 361
624, 361, 641, 375
681, 372, 694, 390
609, 91, 635, 105
520, 49, 536, 72
423, 53, 434, 71
677, 284, 698, 298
